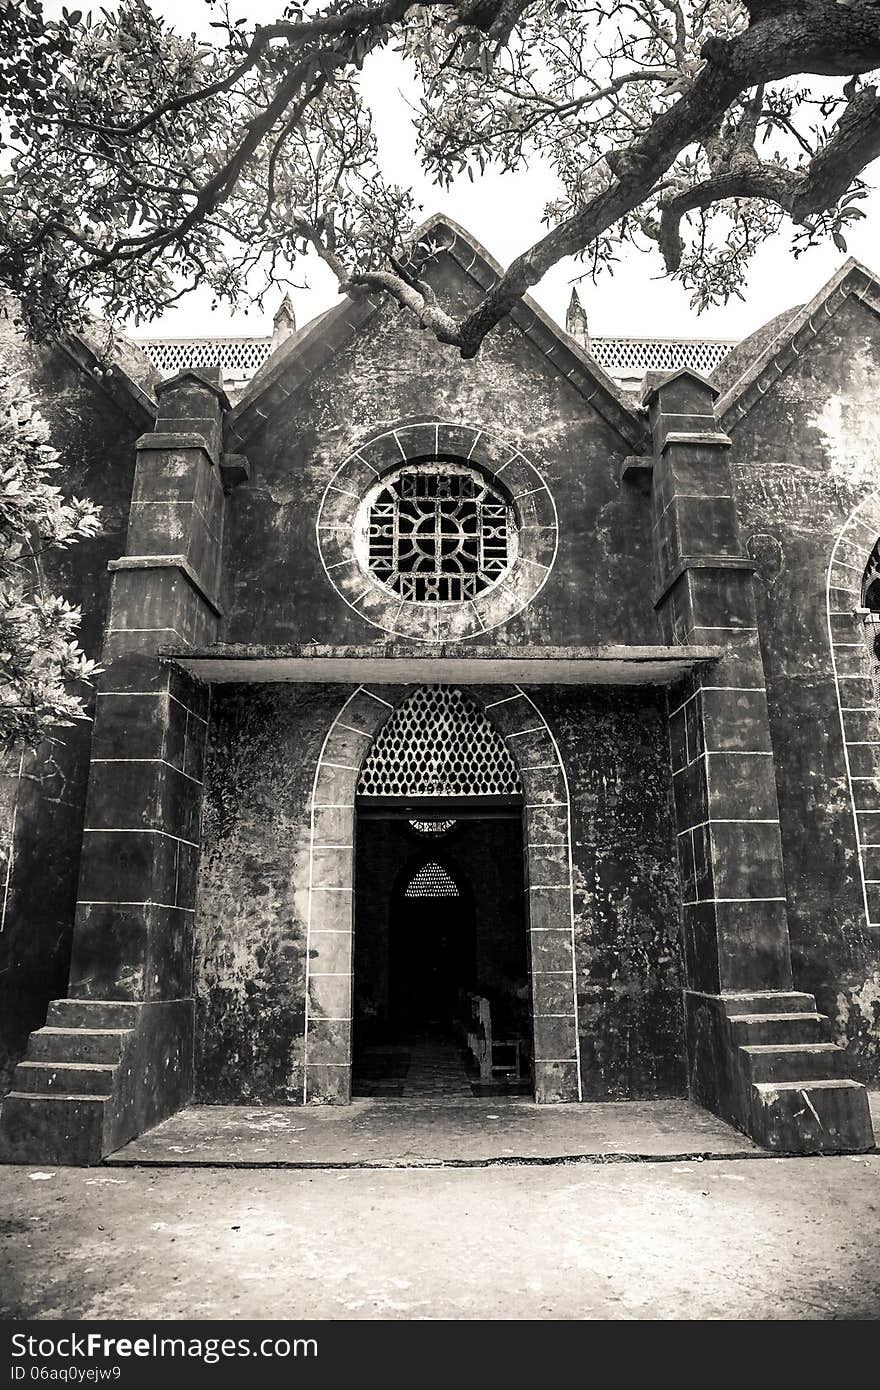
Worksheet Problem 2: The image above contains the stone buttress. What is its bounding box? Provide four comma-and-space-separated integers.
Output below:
0, 371, 226, 1163
645, 369, 873, 1152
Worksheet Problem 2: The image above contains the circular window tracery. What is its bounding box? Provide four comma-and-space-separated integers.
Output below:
316, 421, 558, 643
365, 462, 513, 603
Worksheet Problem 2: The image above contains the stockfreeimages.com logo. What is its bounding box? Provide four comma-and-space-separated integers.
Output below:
11, 1332, 317, 1371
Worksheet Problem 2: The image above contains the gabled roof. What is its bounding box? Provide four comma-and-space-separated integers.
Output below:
0, 293, 157, 431
717, 257, 880, 430
57, 324, 157, 431
225, 214, 648, 454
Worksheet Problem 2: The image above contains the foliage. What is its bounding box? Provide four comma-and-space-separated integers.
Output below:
0, 0, 879, 355
0, 371, 101, 750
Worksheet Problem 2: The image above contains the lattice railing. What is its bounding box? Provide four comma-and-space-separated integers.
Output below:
135, 330, 736, 384
136, 336, 274, 379
590, 336, 735, 376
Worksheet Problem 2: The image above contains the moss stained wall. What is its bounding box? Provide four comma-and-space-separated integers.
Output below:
727, 293, 880, 1081
542, 686, 685, 1100
0, 316, 145, 1091
193, 682, 684, 1102
220, 256, 655, 649
193, 684, 332, 1102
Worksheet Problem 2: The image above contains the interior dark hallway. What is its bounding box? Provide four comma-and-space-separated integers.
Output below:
352, 809, 531, 1098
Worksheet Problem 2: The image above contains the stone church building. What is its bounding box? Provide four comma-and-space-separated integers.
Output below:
0, 216, 878, 1163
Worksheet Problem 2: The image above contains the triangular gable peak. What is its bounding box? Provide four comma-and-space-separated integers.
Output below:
226, 215, 647, 454
718, 257, 880, 431
0, 293, 156, 432
56, 325, 157, 432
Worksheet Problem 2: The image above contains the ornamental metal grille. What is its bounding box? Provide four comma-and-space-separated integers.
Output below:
357, 686, 522, 798
367, 464, 511, 602
404, 861, 459, 898
409, 819, 457, 836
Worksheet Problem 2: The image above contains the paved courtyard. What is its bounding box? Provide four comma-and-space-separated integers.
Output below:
2, 1147, 879, 1319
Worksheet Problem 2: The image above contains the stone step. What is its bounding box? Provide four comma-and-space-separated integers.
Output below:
724, 991, 817, 1017
13, 1061, 115, 1097
47, 999, 140, 1030
750, 1080, 875, 1153
729, 1012, 826, 1046
27, 1027, 130, 1065
0, 1092, 107, 1165
739, 1042, 846, 1084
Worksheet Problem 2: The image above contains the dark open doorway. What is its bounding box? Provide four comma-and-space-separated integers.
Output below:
352, 805, 532, 1098
390, 853, 475, 1030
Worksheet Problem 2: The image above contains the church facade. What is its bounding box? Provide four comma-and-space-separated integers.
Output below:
0, 217, 878, 1163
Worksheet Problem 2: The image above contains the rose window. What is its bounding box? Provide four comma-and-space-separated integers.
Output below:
366, 463, 513, 602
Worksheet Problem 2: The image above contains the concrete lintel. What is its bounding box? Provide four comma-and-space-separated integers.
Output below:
219, 452, 251, 492
135, 432, 216, 466
659, 430, 733, 453
164, 642, 722, 686
620, 454, 654, 484
653, 556, 755, 609
108, 554, 223, 617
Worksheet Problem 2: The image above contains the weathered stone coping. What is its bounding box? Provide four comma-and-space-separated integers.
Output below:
163, 642, 723, 686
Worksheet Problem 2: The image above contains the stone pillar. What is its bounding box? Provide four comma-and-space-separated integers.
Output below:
645, 369, 872, 1152
647, 370, 793, 995
0, 370, 228, 1163
71, 366, 226, 977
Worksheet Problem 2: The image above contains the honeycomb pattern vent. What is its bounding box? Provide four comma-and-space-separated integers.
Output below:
135, 332, 735, 386
138, 337, 274, 380
590, 337, 735, 376
357, 686, 522, 798
404, 861, 460, 898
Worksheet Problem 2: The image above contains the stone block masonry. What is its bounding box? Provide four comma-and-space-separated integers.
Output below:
644, 368, 872, 1152
0, 370, 228, 1164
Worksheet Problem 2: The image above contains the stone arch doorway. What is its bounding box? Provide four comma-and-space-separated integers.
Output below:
303, 683, 582, 1105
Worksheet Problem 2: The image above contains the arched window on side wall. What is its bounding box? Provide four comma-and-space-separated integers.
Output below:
862, 538, 880, 611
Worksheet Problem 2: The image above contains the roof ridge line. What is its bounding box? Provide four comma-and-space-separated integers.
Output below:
718, 257, 880, 429
224, 217, 649, 452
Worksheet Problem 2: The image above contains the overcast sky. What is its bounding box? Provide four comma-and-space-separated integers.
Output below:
106, 0, 880, 345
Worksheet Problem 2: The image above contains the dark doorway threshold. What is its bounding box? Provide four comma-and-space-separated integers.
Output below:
353, 1029, 532, 1100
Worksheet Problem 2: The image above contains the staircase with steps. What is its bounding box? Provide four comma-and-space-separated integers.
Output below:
1, 999, 147, 1165
713, 990, 874, 1152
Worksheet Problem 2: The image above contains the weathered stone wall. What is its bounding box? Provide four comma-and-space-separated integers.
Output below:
542, 686, 685, 1099
727, 292, 880, 1081
220, 256, 653, 649
0, 315, 148, 1092
192, 684, 332, 1101
193, 682, 684, 1102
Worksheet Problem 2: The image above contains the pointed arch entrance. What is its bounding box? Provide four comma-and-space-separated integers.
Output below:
303, 684, 582, 1105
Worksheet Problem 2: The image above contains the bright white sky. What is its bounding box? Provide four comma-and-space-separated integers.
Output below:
95, 0, 880, 344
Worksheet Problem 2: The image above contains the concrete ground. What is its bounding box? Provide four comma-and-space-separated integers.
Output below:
107, 1096, 765, 1167
1, 1153, 879, 1319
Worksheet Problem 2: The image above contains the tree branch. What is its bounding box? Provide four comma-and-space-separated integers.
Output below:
658, 83, 880, 271
449, 0, 880, 355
